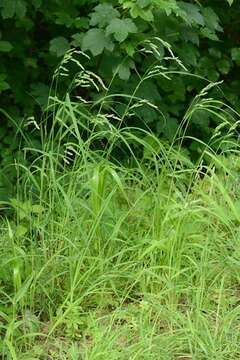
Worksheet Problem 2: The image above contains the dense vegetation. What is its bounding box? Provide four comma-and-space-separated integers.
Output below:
1, 0, 240, 358
1, 0, 240, 197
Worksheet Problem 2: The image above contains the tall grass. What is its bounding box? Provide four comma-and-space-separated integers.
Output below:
1, 46, 240, 359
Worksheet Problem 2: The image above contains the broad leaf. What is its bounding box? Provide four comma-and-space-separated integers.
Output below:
130, 4, 154, 21
192, 109, 210, 130
200, 27, 219, 41
182, 29, 199, 45
82, 29, 114, 55
90, 4, 120, 28
0, 0, 27, 18
178, 43, 199, 66
71, 33, 83, 47
114, 60, 135, 80
106, 18, 138, 42
54, 12, 74, 27
202, 7, 222, 32
49, 37, 70, 57
178, 2, 204, 26
0, 41, 13, 52
153, 0, 179, 16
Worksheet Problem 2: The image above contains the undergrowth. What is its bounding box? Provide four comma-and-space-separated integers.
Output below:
1, 47, 240, 359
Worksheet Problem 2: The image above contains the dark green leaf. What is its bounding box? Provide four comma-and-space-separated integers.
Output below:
30, 82, 50, 109
231, 48, 240, 64
0, 74, 10, 92
178, 43, 199, 66
209, 48, 221, 58
55, 12, 74, 28
192, 109, 210, 130
217, 59, 231, 74
164, 118, 179, 141
32, 0, 42, 9
0, 41, 13, 52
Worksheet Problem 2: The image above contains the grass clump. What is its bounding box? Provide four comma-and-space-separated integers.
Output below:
1, 51, 240, 359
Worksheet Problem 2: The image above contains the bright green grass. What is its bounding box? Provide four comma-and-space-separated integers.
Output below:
1, 53, 240, 359
1, 138, 240, 358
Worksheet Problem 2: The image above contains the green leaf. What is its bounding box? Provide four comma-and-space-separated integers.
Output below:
106, 18, 138, 42
137, 79, 161, 102
200, 27, 219, 41
163, 118, 179, 141
0, 41, 13, 52
30, 82, 50, 109
0, 74, 10, 92
178, 2, 204, 26
182, 29, 199, 45
192, 109, 210, 130
74, 17, 89, 29
118, 64, 131, 80
143, 135, 162, 158
49, 37, 70, 57
24, 57, 38, 68
71, 33, 83, 47
153, 0, 179, 16
178, 43, 199, 66
115, 60, 135, 80
0, 0, 27, 19
15, 224, 28, 237
137, 0, 152, 8
130, 4, 154, 21
90, 3, 120, 28
123, 42, 136, 57
32, 204, 45, 214
217, 59, 231, 74
209, 48, 221, 58
202, 7, 222, 32
32, 0, 42, 9
14, 275, 33, 303
54, 12, 74, 28
227, 0, 234, 5
82, 29, 114, 56
231, 48, 240, 64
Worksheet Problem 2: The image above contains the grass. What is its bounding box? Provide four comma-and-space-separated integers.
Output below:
1, 51, 240, 359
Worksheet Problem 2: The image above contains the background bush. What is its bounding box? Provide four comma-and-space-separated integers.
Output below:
0, 0, 239, 198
